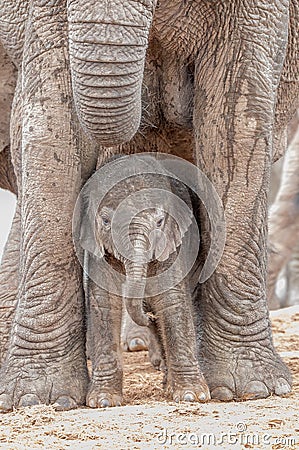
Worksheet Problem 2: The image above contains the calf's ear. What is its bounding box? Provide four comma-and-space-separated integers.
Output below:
79, 199, 104, 259
79, 215, 104, 259
155, 206, 193, 262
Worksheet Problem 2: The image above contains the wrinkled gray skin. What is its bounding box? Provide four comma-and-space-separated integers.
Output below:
0, 42, 18, 365
121, 306, 156, 353
268, 113, 299, 309
84, 155, 209, 406
0, 0, 298, 410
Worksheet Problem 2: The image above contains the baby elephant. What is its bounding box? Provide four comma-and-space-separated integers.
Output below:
78, 154, 210, 407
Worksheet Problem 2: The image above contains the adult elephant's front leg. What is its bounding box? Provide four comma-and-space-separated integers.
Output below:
0, 3, 88, 411
194, 2, 291, 401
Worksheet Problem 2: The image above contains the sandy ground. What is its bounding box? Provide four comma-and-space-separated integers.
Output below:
0, 306, 298, 450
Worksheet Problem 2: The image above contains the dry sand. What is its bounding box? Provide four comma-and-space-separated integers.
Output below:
0, 306, 298, 449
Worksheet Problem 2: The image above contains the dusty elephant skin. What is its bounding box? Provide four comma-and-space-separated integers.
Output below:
82, 155, 210, 407
0, 42, 18, 366
268, 116, 299, 309
0, 0, 298, 411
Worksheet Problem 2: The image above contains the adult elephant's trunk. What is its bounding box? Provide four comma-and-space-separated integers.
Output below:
123, 250, 149, 328
67, 0, 155, 146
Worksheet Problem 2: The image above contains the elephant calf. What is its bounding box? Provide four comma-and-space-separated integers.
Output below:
78, 154, 210, 406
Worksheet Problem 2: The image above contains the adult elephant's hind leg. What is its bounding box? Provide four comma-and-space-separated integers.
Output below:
0, 3, 88, 412
268, 127, 299, 307
0, 202, 19, 365
194, 3, 291, 401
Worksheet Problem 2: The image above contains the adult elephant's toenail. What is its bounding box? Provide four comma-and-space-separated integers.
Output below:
54, 396, 77, 411
0, 394, 12, 412
275, 378, 291, 396
18, 394, 41, 408
199, 392, 208, 402
211, 387, 234, 401
243, 381, 269, 400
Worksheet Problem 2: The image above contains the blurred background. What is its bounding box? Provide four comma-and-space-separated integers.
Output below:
0, 188, 16, 260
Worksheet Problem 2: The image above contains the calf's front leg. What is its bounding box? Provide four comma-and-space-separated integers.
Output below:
86, 276, 123, 408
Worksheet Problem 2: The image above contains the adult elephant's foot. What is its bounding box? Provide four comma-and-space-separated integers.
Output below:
166, 370, 211, 403
0, 358, 88, 412
201, 349, 292, 401
86, 368, 123, 408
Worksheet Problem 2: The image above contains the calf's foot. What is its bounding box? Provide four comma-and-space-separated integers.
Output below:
87, 367, 123, 408
166, 369, 210, 403
87, 388, 122, 408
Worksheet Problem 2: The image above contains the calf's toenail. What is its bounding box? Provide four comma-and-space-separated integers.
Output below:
88, 398, 96, 408
199, 392, 207, 401
183, 392, 195, 402
100, 399, 110, 408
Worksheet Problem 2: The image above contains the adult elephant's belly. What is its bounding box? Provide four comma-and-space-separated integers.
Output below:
121, 119, 195, 165
128, 46, 195, 163
143, 43, 194, 130
159, 58, 195, 130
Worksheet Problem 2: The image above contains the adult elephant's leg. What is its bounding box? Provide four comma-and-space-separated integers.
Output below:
193, 2, 291, 401
273, 0, 299, 163
268, 0, 299, 307
287, 242, 299, 306
0, 40, 22, 365
268, 127, 299, 307
0, 2, 88, 411
0, 147, 17, 194
0, 55, 19, 366
0, 202, 19, 364
0, 41, 17, 155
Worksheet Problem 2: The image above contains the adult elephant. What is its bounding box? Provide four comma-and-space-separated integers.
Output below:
0, 41, 18, 365
0, 0, 298, 410
268, 115, 299, 309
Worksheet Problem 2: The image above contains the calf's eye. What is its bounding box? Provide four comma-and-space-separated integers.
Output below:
102, 216, 110, 226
